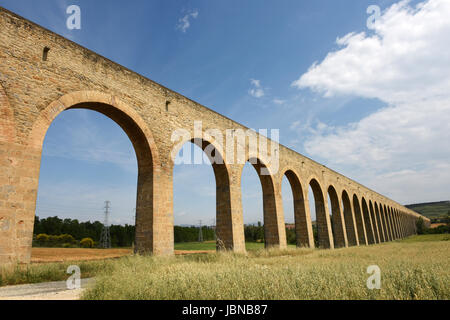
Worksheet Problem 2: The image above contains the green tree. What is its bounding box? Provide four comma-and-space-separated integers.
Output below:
286, 228, 296, 245
36, 233, 49, 246
59, 234, 76, 245
80, 238, 94, 248
416, 217, 426, 235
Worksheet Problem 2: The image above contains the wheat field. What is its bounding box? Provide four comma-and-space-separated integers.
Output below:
81, 236, 450, 300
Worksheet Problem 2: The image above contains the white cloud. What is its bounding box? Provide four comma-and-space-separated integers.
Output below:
176, 10, 199, 33
248, 79, 265, 98
292, 0, 450, 204
273, 99, 286, 105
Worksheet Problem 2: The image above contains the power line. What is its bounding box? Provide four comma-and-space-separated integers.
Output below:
198, 220, 203, 242
99, 201, 111, 248
211, 218, 217, 240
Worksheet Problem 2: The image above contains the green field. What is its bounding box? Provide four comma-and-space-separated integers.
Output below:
406, 201, 450, 219
399, 233, 450, 243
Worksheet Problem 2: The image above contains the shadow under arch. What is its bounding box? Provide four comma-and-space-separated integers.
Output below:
394, 208, 401, 238
327, 185, 347, 248
245, 157, 285, 248
383, 204, 394, 240
353, 194, 366, 245
342, 190, 358, 246
368, 200, 380, 243
373, 201, 385, 242
361, 197, 375, 244
387, 206, 397, 239
27, 92, 160, 255
309, 178, 333, 249
379, 203, 391, 241
282, 169, 313, 248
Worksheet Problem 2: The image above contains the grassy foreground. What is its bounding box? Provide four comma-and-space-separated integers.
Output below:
0, 242, 281, 287
0, 259, 112, 287
175, 241, 296, 251
82, 237, 450, 300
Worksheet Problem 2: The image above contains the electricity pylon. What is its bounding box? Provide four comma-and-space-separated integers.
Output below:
99, 201, 111, 249
198, 220, 203, 242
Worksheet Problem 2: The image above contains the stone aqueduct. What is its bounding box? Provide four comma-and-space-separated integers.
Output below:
0, 8, 430, 265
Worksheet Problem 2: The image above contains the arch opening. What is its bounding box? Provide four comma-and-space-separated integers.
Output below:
342, 191, 357, 246
34, 104, 154, 257
353, 195, 366, 245
361, 198, 375, 244
308, 179, 333, 249
173, 138, 234, 251
379, 204, 389, 241
384, 205, 393, 241
374, 202, 385, 242
243, 158, 283, 248
369, 201, 380, 243
282, 170, 312, 248
327, 186, 346, 248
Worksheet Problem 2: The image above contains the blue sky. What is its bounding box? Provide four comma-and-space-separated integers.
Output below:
1, 0, 449, 226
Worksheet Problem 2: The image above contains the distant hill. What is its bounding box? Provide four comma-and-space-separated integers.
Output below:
405, 201, 450, 218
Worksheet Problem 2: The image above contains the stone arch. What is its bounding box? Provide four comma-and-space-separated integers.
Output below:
402, 211, 407, 237
361, 197, 375, 244
342, 190, 358, 246
393, 207, 400, 239
387, 206, 397, 239
327, 185, 347, 248
397, 209, 404, 238
172, 136, 242, 251
169, 128, 229, 170
384, 204, 394, 240
374, 201, 386, 242
394, 209, 399, 238
353, 194, 367, 245
27, 91, 159, 163
242, 157, 286, 248
308, 177, 333, 249
368, 200, 380, 243
380, 204, 391, 241
281, 168, 314, 248
26, 91, 162, 256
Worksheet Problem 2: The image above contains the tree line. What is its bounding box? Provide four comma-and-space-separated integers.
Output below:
416, 212, 450, 235
34, 216, 217, 247
244, 222, 297, 245
33, 216, 299, 248
33, 216, 135, 247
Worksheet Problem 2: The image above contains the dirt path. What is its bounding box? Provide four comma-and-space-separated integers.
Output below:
0, 278, 93, 300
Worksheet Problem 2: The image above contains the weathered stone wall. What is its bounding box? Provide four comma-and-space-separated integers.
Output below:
0, 7, 429, 265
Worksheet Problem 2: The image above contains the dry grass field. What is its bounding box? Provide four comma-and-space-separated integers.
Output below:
30, 248, 215, 263
82, 237, 450, 300
2, 235, 448, 299
31, 248, 133, 263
